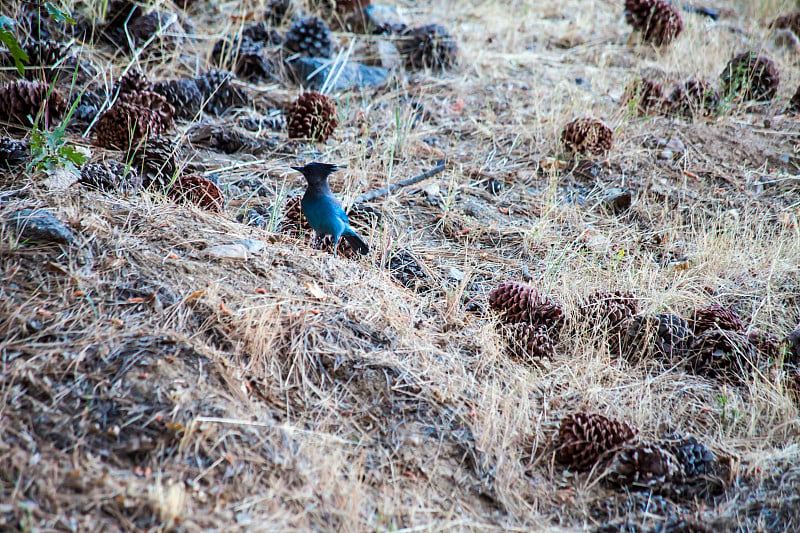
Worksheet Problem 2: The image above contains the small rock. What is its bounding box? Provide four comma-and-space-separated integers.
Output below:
44, 167, 80, 191
664, 136, 685, 152
447, 266, 464, 281
205, 243, 249, 261
601, 187, 632, 214
5, 209, 74, 244
375, 38, 402, 70
658, 150, 673, 160
286, 57, 389, 91
235, 238, 266, 254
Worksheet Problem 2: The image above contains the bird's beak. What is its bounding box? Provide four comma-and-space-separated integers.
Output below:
290, 166, 304, 172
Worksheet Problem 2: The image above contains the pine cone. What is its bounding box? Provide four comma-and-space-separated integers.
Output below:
690, 304, 745, 334
102, 0, 144, 48
194, 69, 246, 116
128, 136, 182, 189
581, 291, 638, 333
623, 313, 692, 363
80, 159, 142, 193
398, 25, 458, 71
212, 36, 273, 81
606, 442, 681, 489
560, 117, 613, 156
665, 79, 720, 118
114, 69, 153, 96
153, 79, 203, 120
0, 79, 66, 130
488, 281, 565, 332
168, 174, 223, 211
386, 248, 430, 291
769, 11, 800, 37
94, 91, 174, 150
555, 412, 637, 470
502, 323, 555, 362
622, 77, 665, 115
688, 329, 758, 383
264, 0, 296, 26
242, 22, 284, 45
661, 434, 716, 478
788, 85, 800, 114
128, 11, 180, 50
0, 137, 30, 168
3, 40, 73, 81
720, 51, 780, 103
280, 195, 312, 237
624, 0, 684, 46
786, 329, 800, 367
286, 91, 338, 142
284, 16, 334, 58
187, 122, 269, 154
747, 329, 780, 360
70, 88, 107, 128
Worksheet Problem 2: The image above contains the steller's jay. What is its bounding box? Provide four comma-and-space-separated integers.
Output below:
291, 162, 369, 255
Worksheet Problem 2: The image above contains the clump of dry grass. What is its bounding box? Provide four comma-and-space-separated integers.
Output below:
1, 0, 800, 531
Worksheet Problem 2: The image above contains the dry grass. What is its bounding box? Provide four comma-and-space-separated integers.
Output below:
2, 0, 800, 531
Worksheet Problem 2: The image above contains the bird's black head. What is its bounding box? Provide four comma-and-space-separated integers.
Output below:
291, 162, 339, 186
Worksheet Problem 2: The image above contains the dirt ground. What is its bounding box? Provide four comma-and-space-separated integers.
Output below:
1, 0, 800, 531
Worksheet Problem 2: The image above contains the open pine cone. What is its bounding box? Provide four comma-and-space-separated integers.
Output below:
555, 412, 637, 470
623, 313, 692, 363
0, 79, 65, 130
605, 441, 681, 489
560, 117, 613, 156
94, 91, 174, 150
280, 195, 312, 237
212, 36, 273, 81
168, 174, 223, 211
284, 16, 334, 58
286, 91, 338, 142
128, 136, 183, 189
0, 137, 31, 168
581, 291, 638, 335
622, 77, 665, 115
687, 329, 758, 383
153, 79, 203, 120
720, 51, 780, 102
80, 159, 142, 194
488, 281, 565, 332
398, 24, 458, 71
665, 79, 720, 119
661, 434, 716, 479
624, 0, 684, 46
501, 323, 556, 363
194, 69, 246, 116
690, 304, 745, 334
265, 0, 296, 26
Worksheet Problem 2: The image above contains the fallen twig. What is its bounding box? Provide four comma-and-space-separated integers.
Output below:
353, 159, 446, 204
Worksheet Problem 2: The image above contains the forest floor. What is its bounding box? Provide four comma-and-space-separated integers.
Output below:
1, 0, 800, 531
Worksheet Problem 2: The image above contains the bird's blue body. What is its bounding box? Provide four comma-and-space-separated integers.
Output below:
291, 162, 370, 255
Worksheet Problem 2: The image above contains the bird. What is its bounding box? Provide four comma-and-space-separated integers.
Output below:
291, 162, 369, 256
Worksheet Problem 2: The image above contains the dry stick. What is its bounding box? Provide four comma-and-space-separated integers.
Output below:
353, 159, 446, 205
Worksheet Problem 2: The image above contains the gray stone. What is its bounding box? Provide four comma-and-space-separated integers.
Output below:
359, 5, 407, 34
287, 57, 389, 91
5, 209, 74, 244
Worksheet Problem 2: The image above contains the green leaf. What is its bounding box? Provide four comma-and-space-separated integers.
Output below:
45, 3, 76, 24
59, 145, 87, 166
0, 28, 28, 75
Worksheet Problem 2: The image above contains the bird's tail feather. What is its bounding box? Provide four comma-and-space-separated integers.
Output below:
343, 231, 369, 255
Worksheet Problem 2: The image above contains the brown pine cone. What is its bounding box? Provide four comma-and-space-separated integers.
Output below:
0, 137, 31, 168
665, 79, 720, 119
606, 441, 681, 489
746, 329, 780, 360
560, 117, 613, 156
501, 323, 555, 362
398, 24, 458, 71
769, 10, 800, 37
80, 159, 142, 194
286, 91, 338, 142
187, 122, 269, 154
212, 36, 273, 81
720, 51, 780, 102
581, 290, 638, 334
555, 412, 637, 470
624, 0, 684, 46
114, 69, 153, 96
488, 281, 565, 331
280, 195, 312, 237
168, 174, 223, 211
241, 22, 283, 45
623, 313, 692, 363
688, 329, 758, 383
0, 79, 66, 130
94, 91, 174, 150
622, 77, 665, 115
690, 304, 745, 334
